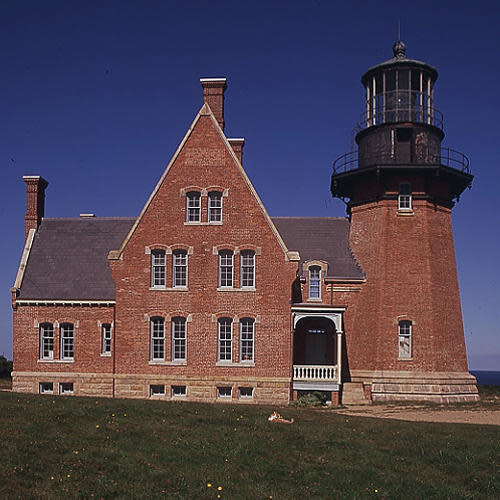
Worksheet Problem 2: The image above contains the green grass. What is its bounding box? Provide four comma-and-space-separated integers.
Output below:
0, 391, 499, 499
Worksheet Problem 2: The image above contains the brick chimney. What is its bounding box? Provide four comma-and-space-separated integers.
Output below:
23, 176, 48, 240
200, 78, 227, 131
228, 138, 245, 164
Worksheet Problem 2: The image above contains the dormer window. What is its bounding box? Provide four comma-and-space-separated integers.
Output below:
398, 182, 412, 210
208, 191, 222, 223
186, 191, 201, 222
309, 266, 321, 300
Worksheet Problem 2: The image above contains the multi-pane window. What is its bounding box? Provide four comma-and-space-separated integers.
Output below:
150, 317, 165, 361
186, 191, 201, 222
398, 320, 412, 358
218, 250, 233, 287
239, 387, 254, 399
150, 385, 165, 397
59, 382, 74, 395
60, 323, 74, 360
172, 317, 186, 361
309, 266, 321, 299
39, 323, 54, 360
240, 318, 254, 362
151, 250, 166, 288
218, 318, 232, 362
171, 385, 186, 397
217, 386, 232, 398
398, 182, 412, 210
102, 323, 112, 355
208, 191, 222, 222
240, 250, 255, 288
172, 250, 187, 287
39, 382, 53, 394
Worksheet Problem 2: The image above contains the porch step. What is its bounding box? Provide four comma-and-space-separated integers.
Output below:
342, 382, 370, 405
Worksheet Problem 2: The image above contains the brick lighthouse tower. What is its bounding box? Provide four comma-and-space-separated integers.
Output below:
331, 41, 479, 402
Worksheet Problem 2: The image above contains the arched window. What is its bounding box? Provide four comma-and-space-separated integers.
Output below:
240, 250, 255, 288
309, 266, 321, 300
186, 191, 201, 222
172, 317, 186, 361
398, 320, 412, 358
151, 249, 166, 288
240, 318, 254, 362
398, 182, 412, 210
172, 250, 188, 287
60, 323, 74, 360
150, 317, 165, 361
218, 317, 232, 362
218, 250, 233, 288
208, 191, 223, 222
39, 323, 54, 360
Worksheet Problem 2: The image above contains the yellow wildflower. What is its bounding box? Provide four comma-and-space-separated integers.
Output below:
218, 486, 222, 491
207, 483, 212, 488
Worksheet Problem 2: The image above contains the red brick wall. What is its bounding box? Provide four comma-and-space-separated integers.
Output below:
13, 305, 115, 373
110, 113, 298, 380
346, 197, 469, 373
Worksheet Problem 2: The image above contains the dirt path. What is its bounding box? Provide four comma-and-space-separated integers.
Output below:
334, 404, 500, 426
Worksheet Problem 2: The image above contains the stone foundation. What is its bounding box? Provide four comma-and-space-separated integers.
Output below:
350, 370, 479, 403
12, 371, 291, 405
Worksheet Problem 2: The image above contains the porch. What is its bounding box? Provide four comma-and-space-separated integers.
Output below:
291, 306, 344, 393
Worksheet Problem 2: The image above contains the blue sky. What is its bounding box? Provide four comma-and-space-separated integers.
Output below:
1, 0, 499, 369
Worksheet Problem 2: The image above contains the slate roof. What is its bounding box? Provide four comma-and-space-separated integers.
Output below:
18, 218, 135, 300
18, 215, 364, 300
271, 217, 365, 280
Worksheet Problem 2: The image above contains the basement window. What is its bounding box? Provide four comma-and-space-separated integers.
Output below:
217, 386, 232, 399
171, 385, 186, 397
238, 387, 254, 399
39, 382, 53, 394
59, 382, 74, 395
150, 385, 165, 397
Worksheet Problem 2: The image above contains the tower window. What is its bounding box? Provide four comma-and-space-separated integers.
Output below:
398, 182, 412, 211
398, 320, 412, 359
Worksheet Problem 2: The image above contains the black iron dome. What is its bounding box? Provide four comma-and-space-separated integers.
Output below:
331, 41, 472, 209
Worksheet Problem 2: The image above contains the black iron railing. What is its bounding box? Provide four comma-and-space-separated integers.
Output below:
332, 147, 470, 175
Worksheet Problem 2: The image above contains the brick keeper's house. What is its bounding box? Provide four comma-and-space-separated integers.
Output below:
11, 42, 479, 404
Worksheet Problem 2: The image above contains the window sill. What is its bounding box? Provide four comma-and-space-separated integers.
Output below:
38, 359, 74, 364
149, 287, 189, 292
184, 221, 205, 226
397, 209, 414, 216
216, 362, 255, 367
307, 298, 323, 302
397, 357, 413, 361
100, 353, 112, 358
217, 287, 256, 292
149, 360, 187, 366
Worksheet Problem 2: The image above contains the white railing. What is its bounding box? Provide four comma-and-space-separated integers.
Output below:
293, 365, 338, 382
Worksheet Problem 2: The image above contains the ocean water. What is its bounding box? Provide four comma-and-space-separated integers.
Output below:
470, 370, 500, 386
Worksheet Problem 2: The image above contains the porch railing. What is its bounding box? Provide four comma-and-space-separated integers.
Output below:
293, 365, 338, 383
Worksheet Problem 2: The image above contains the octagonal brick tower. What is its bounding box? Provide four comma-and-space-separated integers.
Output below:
331, 41, 478, 402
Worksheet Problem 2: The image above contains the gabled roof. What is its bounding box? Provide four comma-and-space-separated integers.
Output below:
18, 218, 135, 300
271, 217, 365, 280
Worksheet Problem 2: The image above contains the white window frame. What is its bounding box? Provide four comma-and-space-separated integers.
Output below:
150, 384, 165, 397
218, 250, 234, 288
172, 250, 188, 288
150, 317, 165, 361
398, 320, 412, 358
217, 318, 233, 362
172, 317, 186, 361
398, 182, 412, 210
59, 382, 74, 395
238, 387, 254, 399
208, 191, 223, 223
151, 249, 166, 288
239, 318, 254, 362
217, 386, 232, 398
39, 382, 54, 394
39, 323, 54, 360
186, 191, 201, 222
171, 385, 186, 397
60, 323, 74, 360
240, 250, 255, 288
101, 323, 112, 356
309, 266, 321, 300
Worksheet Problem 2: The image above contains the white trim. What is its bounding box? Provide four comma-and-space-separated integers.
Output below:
199, 78, 227, 83
13, 228, 36, 289
16, 300, 115, 306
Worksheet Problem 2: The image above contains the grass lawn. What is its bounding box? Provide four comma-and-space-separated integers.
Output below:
0, 391, 499, 499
